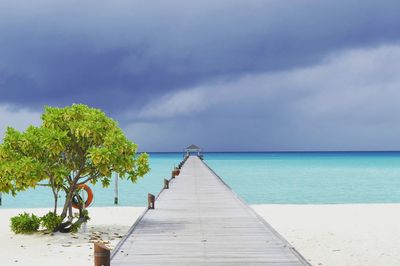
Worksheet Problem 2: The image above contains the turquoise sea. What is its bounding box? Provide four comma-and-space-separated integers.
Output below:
2, 152, 400, 208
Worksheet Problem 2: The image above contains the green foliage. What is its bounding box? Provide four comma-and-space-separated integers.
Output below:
40, 212, 62, 232
10, 213, 41, 234
81, 209, 90, 222
41, 104, 148, 182
0, 104, 149, 192
73, 209, 90, 222
67, 209, 91, 233
0, 104, 150, 226
0, 125, 69, 195
69, 222, 80, 233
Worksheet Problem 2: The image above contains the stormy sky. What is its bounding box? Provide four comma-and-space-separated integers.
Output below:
1, 0, 400, 151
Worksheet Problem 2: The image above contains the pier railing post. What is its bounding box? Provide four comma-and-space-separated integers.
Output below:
174, 167, 180, 176
94, 242, 110, 266
114, 173, 119, 205
148, 193, 155, 209
164, 178, 169, 189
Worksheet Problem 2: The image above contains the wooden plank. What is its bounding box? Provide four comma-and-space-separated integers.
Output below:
112, 156, 309, 265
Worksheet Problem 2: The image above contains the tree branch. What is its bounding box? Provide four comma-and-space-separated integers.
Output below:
36, 183, 52, 187
77, 170, 100, 185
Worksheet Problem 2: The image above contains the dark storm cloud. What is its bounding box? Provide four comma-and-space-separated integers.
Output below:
128, 44, 400, 151
1, 0, 400, 114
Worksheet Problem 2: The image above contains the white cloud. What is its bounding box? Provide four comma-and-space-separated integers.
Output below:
134, 44, 400, 119
134, 89, 208, 119
0, 105, 41, 140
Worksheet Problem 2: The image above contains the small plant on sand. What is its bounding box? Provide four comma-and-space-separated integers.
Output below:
40, 212, 63, 232
10, 213, 41, 234
0, 104, 150, 233
68, 209, 90, 233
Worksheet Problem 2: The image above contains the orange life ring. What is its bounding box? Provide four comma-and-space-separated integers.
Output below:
72, 184, 94, 209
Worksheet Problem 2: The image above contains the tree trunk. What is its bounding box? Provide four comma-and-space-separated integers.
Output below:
51, 185, 58, 214
60, 184, 76, 220
55, 186, 77, 233
56, 199, 88, 233
68, 202, 73, 222
56, 172, 86, 232
53, 193, 58, 214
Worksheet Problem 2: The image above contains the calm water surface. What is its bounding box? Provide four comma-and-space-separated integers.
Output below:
2, 152, 400, 208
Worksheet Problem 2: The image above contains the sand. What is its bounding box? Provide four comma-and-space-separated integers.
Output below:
2, 204, 400, 266
0, 207, 144, 266
252, 204, 400, 266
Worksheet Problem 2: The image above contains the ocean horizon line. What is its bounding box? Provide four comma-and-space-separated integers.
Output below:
141, 150, 400, 154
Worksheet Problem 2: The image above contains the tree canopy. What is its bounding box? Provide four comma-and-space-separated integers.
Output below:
0, 104, 149, 231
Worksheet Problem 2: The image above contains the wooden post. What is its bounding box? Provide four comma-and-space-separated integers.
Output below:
0, 193, 2, 206
114, 173, 119, 205
82, 189, 87, 233
164, 178, 169, 189
148, 193, 155, 209
94, 242, 110, 266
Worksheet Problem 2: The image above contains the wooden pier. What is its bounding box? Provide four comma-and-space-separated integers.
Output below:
111, 156, 309, 265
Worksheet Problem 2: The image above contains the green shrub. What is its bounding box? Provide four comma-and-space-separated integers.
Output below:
10, 213, 40, 234
69, 222, 80, 233
70, 210, 91, 233
81, 209, 90, 222
40, 212, 62, 232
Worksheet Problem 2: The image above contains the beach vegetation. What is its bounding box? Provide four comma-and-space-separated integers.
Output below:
0, 104, 149, 233
40, 211, 63, 232
10, 212, 41, 234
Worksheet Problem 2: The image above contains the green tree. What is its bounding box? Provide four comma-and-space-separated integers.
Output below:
0, 104, 149, 232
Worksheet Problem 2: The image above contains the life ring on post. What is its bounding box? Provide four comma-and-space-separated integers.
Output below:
72, 184, 94, 209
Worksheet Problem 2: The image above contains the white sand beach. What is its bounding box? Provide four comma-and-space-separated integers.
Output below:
1, 204, 400, 266
252, 204, 400, 266
0, 207, 144, 266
